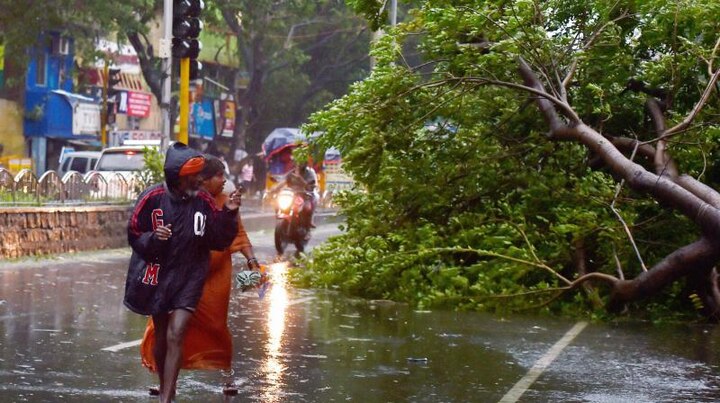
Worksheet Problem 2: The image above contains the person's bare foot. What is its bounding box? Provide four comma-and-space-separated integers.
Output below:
223, 382, 238, 396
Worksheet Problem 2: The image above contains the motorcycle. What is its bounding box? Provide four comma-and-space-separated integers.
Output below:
274, 188, 312, 256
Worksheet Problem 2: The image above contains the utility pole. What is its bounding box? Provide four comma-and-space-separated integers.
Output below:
390, 0, 397, 26
161, 0, 173, 149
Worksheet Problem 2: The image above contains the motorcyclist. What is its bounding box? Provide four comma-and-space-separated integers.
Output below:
270, 162, 318, 229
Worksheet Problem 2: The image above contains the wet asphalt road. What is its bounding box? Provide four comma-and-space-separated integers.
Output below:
2, 217, 720, 402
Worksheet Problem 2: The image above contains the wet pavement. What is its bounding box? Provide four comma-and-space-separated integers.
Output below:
2, 219, 720, 402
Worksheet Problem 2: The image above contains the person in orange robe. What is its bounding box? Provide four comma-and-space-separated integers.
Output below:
140, 156, 260, 388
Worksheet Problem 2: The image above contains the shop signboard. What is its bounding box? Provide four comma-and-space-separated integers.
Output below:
118, 91, 152, 118
190, 98, 215, 140
110, 130, 162, 147
220, 99, 235, 137
213, 94, 236, 138
72, 102, 101, 136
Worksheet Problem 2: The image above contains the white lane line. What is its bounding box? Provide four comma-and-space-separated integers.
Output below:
102, 297, 315, 352
101, 339, 142, 352
498, 321, 588, 403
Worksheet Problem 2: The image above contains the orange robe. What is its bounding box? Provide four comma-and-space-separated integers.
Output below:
140, 193, 252, 371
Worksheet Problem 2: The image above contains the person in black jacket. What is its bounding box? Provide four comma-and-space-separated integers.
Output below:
123, 142, 241, 403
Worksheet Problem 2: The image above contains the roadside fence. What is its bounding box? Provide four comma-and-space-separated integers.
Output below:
0, 168, 136, 206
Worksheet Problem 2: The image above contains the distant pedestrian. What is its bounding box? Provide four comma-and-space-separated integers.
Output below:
123, 142, 242, 403
139, 155, 260, 394
240, 159, 255, 194
219, 155, 230, 176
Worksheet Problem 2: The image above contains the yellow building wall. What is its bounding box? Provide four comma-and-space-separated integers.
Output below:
0, 99, 28, 171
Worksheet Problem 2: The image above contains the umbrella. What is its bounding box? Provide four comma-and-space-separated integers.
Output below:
262, 128, 305, 159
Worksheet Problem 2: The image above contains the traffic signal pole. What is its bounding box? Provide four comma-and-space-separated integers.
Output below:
179, 57, 190, 144
172, 0, 203, 145
101, 63, 109, 147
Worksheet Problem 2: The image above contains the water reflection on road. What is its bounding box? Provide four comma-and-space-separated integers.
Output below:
262, 262, 289, 402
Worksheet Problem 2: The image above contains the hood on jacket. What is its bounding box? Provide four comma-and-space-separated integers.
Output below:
164, 142, 204, 189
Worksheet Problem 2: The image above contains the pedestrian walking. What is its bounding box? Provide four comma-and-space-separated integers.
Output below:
240, 159, 255, 195
139, 155, 260, 394
123, 142, 242, 403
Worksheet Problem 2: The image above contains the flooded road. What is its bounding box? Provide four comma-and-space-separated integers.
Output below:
2, 220, 720, 402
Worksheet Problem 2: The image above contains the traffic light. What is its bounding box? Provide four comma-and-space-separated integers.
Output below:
172, 0, 204, 59
107, 68, 121, 100
174, 0, 204, 144
106, 68, 121, 125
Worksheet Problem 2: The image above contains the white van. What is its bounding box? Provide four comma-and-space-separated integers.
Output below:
95, 146, 149, 175
93, 146, 161, 199
58, 151, 101, 178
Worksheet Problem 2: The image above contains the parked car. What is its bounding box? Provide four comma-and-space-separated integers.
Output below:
58, 151, 101, 178
95, 146, 149, 175
92, 146, 156, 199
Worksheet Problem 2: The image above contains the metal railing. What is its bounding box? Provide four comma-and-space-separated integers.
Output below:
0, 168, 137, 206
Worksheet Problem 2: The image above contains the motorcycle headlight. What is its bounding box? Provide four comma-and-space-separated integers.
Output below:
278, 193, 294, 210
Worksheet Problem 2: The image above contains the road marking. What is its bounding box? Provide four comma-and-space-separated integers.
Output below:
102, 297, 315, 352
498, 321, 588, 403
101, 339, 142, 352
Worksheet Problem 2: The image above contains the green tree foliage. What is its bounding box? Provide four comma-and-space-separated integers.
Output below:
136, 146, 165, 191
300, 0, 720, 320
0, 0, 149, 71
215, 0, 371, 152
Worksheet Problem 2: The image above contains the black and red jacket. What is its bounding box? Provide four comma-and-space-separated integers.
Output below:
123, 143, 238, 315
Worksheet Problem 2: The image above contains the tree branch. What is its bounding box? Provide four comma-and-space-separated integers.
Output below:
608, 238, 720, 310
709, 36, 720, 76
645, 98, 680, 178
575, 123, 720, 237
517, 57, 581, 133
611, 138, 720, 208
661, 67, 720, 138
127, 31, 161, 102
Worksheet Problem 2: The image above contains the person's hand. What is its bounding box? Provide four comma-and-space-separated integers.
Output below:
154, 224, 172, 241
247, 257, 260, 270
226, 190, 242, 210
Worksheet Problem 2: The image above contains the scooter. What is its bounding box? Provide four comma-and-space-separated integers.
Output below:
274, 188, 312, 256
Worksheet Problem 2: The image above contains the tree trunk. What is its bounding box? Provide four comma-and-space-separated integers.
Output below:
607, 238, 720, 311
127, 32, 162, 103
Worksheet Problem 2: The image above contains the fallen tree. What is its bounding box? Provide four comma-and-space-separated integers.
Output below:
302, 0, 720, 320
516, 57, 720, 317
